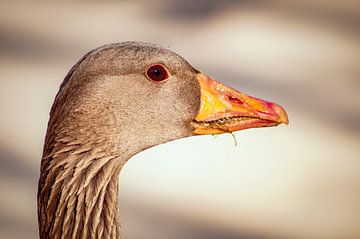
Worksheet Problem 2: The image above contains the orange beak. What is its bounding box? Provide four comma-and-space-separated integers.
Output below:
192, 74, 289, 135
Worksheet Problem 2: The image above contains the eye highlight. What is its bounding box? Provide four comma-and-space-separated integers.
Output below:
146, 64, 169, 82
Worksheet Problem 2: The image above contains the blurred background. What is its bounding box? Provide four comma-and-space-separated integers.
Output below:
0, 0, 360, 238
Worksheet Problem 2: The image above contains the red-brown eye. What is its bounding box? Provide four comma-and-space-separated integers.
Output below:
146, 64, 169, 82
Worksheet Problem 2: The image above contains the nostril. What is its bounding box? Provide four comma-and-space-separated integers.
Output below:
228, 96, 244, 105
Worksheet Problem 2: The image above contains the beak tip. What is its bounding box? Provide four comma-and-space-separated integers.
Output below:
272, 103, 289, 125
282, 118, 289, 125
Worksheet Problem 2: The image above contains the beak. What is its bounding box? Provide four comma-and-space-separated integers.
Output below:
192, 74, 288, 135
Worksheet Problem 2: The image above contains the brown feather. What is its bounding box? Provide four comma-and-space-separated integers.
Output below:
38, 42, 201, 238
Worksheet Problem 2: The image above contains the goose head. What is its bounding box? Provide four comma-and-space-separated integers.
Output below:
49, 42, 287, 158
38, 41, 288, 238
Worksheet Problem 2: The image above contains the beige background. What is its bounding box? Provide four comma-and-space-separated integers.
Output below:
0, 0, 359, 238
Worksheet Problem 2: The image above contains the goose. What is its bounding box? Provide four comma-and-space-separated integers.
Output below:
37, 41, 288, 239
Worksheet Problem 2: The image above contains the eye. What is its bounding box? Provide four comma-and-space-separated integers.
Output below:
146, 64, 169, 82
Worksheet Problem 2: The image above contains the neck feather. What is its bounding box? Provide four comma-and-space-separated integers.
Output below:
38, 139, 125, 239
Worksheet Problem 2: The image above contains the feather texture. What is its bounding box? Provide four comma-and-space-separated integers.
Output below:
37, 42, 201, 238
